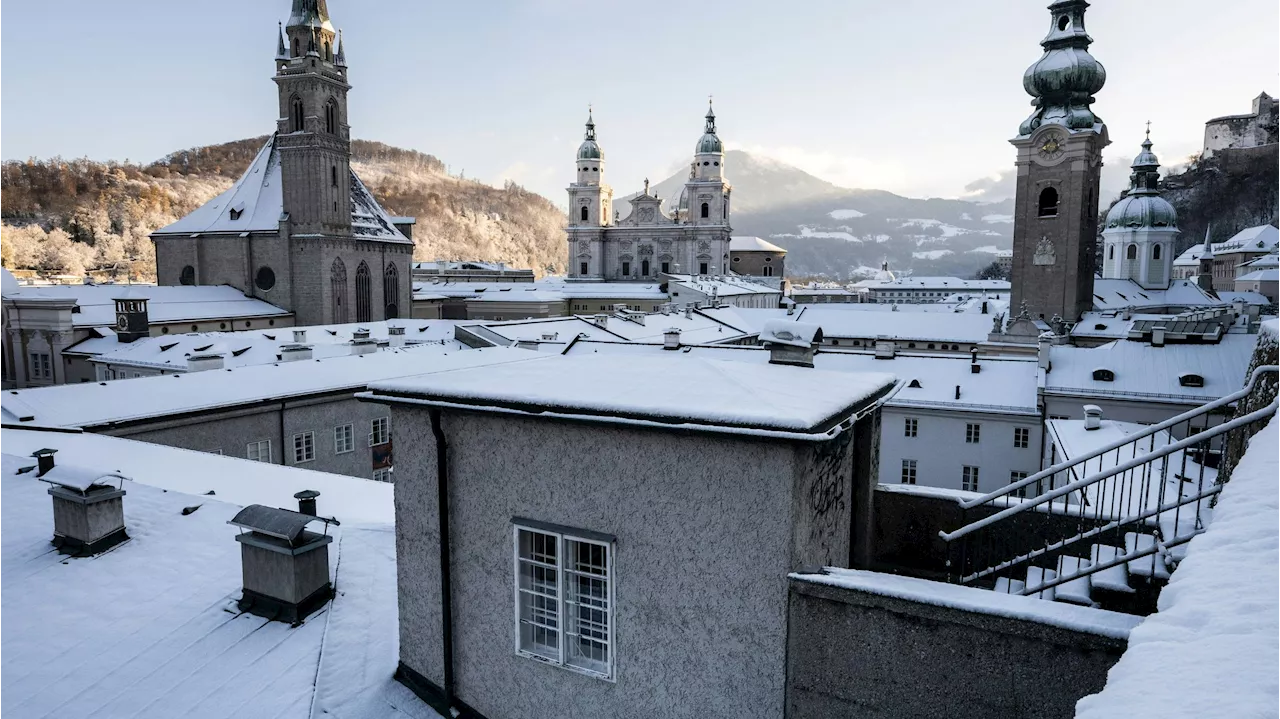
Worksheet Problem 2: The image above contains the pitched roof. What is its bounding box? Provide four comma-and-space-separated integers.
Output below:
2, 284, 290, 327
730, 236, 786, 253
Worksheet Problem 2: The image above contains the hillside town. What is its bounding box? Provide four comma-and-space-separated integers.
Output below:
2, 1, 1277, 718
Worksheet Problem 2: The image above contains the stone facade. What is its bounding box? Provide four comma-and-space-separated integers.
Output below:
567, 107, 732, 282
1202, 92, 1279, 160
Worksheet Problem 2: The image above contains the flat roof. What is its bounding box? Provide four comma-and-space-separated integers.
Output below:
1, 284, 290, 327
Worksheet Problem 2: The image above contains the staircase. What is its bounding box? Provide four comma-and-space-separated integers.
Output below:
940, 365, 1278, 615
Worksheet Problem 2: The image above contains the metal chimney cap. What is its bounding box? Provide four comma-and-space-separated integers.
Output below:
293, 489, 320, 500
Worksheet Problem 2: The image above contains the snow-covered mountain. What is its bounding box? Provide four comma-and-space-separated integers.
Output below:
619, 150, 1013, 280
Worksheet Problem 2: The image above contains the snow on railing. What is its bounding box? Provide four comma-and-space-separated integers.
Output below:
939, 365, 1278, 602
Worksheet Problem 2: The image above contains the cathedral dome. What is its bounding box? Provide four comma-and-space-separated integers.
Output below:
696, 133, 723, 155
1105, 194, 1177, 231
578, 140, 603, 160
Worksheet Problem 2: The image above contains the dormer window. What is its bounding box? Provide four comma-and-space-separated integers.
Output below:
1092, 368, 1115, 382
229, 208, 243, 221
1179, 374, 1205, 388
908, 379, 923, 389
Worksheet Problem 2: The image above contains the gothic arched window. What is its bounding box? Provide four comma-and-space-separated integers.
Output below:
292, 37, 300, 58
580, 206, 589, 223
324, 42, 332, 61
325, 99, 338, 134
384, 263, 400, 319
1152, 244, 1162, 260
701, 202, 710, 219
1037, 187, 1059, 217
290, 96, 305, 133
330, 258, 348, 324
355, 261, 372, 323
1126, 244, 1138, 260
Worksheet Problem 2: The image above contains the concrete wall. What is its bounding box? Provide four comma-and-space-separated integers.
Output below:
786, 579, 1127, 719
391, 406, 864, 719
878, 406, 1042, 494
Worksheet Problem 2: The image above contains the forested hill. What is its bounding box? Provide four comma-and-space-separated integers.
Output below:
1, 137, 568, 280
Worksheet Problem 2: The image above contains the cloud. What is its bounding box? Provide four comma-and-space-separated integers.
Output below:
962, 171, 1017, 202
727, 142, 914, 193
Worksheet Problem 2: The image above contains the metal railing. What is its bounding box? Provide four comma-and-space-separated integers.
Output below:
939, 365, 1278, 600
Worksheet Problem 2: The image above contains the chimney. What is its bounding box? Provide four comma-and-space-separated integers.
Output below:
228, 505, 336, 624
350, 328, 378, 355
875, 337, 896, 360
787, 306, 796, 316
293, 329, 307, 343
1037, 332, 1052, 372
762, 320, 821, 368
36, 451, 130, 555
981, 300, 989, 315
1151, 325, 1167, 348
187, 348, 226, 372
594, 313, 609, 328
663, 328, 682, 350
294, 489, 319, 516
613, 303, 627, 314
684, 305, 693, 320
970, 347, 981, 374
1084, 404, 1103, 431
280, 343, 314, 362
388, 324, 406, 348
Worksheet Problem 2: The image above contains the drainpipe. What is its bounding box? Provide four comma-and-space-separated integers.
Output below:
428, 408, 455, 710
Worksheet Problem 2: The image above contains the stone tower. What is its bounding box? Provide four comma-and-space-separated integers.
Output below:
566, 111, 613, 277
685, 102, 731, 230
1010, 0, 1109, 322
275, 0, 352, 236
1100, 131, 1178, 289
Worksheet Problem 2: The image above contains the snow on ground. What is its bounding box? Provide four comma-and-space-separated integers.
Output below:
1075, 418, 1279, 719
967, 245, 1002, 254
828, 209, 865, 219
912, 250, 954, 260
960, 212, 972, 221
799, 226, 863, 242
982, 214, 1014, 224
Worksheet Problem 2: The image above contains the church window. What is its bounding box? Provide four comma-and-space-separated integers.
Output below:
325, 99, 338, 134
1057, 14, 1070, 31
580, 262, 588, 275
355, 262, 372, 323
580, 206, 589, 222
1108, 246, 1114, 260
621, 261, 631, 277
703, 161, 710, 166
1126, 244, 1137, 260
763, 266, 774, 277
641, 259, 650, 276
661, 261, 670, 274
331, 258, 348, 324
700, 203, 709, 219
324, 42, 332, 61
292, 37, 300, 57
331, 166, 338, 187
699, 262, 709, 274
1152, 244, 1162, 260
290, 96, 305, 133
179, 265, 196, 286
255, 266, 276, 292
384, 263, 400, 319
1037, 187, 1058, 217
593, 167, 598, 172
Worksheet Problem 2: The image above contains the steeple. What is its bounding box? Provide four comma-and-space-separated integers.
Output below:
1128, 125, 1161, 195
1018, 0, 1107, 137
276, 22, 288, 61
334, 30, 346, 67
705, 99, 717, 135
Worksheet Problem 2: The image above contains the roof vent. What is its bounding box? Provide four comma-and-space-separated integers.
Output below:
594, 314, 609, 328
1151, 325, 1167, 348
187, 347, 226, 372
350, 329, 379, 356
1092, 368, 1115, 382
227, 504, 338, 624
34, 450, 130, 555
388, 324, 406, 347
1179, 373, 1205, 388
663, 328, 682, 350
970, 347, 981, 374
293, 329, 307, 343
280, 343, 313, 362
875, 337, 896, 360
541, 332, 559, 341
1084, 404, 1103, 431
760, 320, 822, 368
907, 379, 923, 389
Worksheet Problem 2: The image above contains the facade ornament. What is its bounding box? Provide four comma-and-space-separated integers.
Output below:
992, 311, 1006, 335
1017, 300, 1031, 320
1033, 236, 1056, 266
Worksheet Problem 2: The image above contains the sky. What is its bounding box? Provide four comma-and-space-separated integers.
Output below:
2, 0, 1277, 205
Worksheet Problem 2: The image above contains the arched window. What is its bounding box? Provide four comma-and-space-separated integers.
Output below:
331, 166, 338, 188
324, 42, 332, 61
384, 263, 400, 319
325, 99, 338, 134
330, 258, 348, 324
179, 265, 196, 286
763, 265, 774, 277
1037, 187, 1059, 217
1108, 246, 1114, 260
1152, 244, 1162, 260
1126, 244, 1137, 260
700, 202, 710, 219
355, 261, 372, 323
580, 206, 589, 223
290, 96, 305, 133
292, 37, 300, 57
641, 259, 650, 277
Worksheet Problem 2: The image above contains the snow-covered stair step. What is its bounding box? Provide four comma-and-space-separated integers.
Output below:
1089, 545, 1136, 594
1024, 567, 1057, 601
1054, 556, 1094, 606
1125, 532, 1172, 580
994, 577, 1026, 595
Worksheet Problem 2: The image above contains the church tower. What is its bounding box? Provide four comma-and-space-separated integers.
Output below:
274, 0, 352, 237
1010, 0, 1109, 322
686, 102, 731, 228
1100, 131, 1178, 289
567, 110, 612, 278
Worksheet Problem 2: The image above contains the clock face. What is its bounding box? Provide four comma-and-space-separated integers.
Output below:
1038, 134, 1065, 160
117, 315, 130, 331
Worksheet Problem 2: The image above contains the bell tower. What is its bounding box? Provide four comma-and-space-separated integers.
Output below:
1010, 0, 1109, 323
686, 101, 731, 227
567, 110, 612, 278
274, 0, 352, 237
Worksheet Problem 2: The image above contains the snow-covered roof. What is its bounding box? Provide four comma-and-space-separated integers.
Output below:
411, 280, 667, 302
562, 341, 1040, 414
1, 283, 290, 327
1074, 418, 1278, 719
1235, 269, 1279, 283
1172, 243, 1206, 266
71, 319, 470, 369
0, 432, 440, 719
730, 236, 786, 253
1091, 278, 1224, 311
1044, 333, 1259, 404
153, 135, 410, 245
2, 346, 537, 429
1241, 251, 1279, 270
862, 277, 1011, 292
1212, 224, 1279, 256
366, 354, 897, 436
760, 320, 821, 348
788, 306, 996, 343
460, 307, 754, 347
665, 274, 783, 298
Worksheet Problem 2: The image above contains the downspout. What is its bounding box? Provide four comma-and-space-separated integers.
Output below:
429, 408, 455, 709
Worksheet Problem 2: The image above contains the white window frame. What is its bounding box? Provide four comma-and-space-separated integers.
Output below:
372, 467, 393, 483
334, 424, 355, 454
247, 439, 271, 463
901, 459, 917, 485
965, 423, 981, 444
369, 416, 390, 446
513, 523, 615, 681
1014, 427, 1031, 449
962, 465, 980, 492
904, 417, 919, 438
293, 431, 315, 464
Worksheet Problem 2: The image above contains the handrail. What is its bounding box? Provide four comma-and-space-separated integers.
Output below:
940, 397, 1278, 543
957, 364, 1278, 510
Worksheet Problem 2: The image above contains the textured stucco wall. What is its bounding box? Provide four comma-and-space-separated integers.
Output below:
786, 580, 1126, 719
391, 406, 860, 719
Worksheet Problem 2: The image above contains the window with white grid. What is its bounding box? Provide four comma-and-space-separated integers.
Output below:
293, 431, 315, 463
334, 424, 354, 454
372, 467, 393, 483
1010, 471, 1029, 499
965, 423, 981, 444
904, 418, 918, 438
246, 439, 271, 463
515, 525, 614, 680
901, 459, 917, 484
1014, 427, 1030, 449
369, 417, 390, 446
962, 465, 980, 492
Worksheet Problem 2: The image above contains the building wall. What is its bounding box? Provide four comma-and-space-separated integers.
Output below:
730, 250, 785, 278
786, 579, 1127, 719
1202, 95, 1278, 159
391, 407, 863, 719
879, 406, 1042, 494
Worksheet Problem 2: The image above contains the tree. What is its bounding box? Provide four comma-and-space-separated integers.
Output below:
975, 260, 1009, 281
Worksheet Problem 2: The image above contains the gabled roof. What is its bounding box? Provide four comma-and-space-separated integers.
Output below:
730, 236, 786, 253
153, 135, 411, 245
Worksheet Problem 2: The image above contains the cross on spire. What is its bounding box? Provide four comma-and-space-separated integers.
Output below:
1145, 120, 1151, 138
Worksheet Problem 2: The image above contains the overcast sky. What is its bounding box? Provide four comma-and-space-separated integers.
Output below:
2, 0, 1276, 204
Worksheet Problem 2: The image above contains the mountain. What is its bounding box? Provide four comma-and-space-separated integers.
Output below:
1, 137, 569, 280
618, 149, 1012, 280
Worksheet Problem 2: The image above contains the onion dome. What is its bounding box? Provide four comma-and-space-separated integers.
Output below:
696, 102, 723, 154
1104, 132, 1176, 230
577, 110, 603, 160
1019, 0, 1106, 136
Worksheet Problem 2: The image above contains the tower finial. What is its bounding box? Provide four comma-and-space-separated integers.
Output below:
705, 97, 717, 134
277, 21, 288, 60
335, 29, 346, 66
1145, 119, 1151, 139
585, 106, 596, 141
